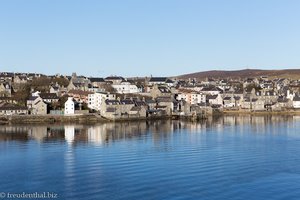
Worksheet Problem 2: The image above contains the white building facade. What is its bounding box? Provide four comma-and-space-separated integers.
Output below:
88, 92, 116, 111
112, 82, 139, 94
293, 96, 300, 108
64, 97, 75, 115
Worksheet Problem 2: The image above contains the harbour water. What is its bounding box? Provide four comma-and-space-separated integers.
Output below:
1, 115, 300, 200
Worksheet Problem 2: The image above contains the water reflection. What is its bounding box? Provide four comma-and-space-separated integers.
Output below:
0, 115, 298, 144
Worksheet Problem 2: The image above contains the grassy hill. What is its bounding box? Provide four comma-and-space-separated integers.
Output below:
177, 69, 300, 80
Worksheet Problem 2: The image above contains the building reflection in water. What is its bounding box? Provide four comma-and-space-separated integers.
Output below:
0, 115, 298, 144
64, 125, 75, 145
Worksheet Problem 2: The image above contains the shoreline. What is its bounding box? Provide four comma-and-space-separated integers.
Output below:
223, 110, 300, 115
0, 114, 172, 125
1, 111, 300, 125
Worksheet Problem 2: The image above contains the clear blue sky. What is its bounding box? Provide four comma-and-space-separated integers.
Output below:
1, 0, 300, 77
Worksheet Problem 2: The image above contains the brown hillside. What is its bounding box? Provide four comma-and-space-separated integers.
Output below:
177, 69, 300, 80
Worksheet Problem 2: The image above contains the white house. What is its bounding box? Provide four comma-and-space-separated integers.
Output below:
287, 90, 294, 101
223, 97, 235, 108
206, 94, 223, 105
191, 92, 206, 104
88, 92, 116, 111
293, 96, 300, 108
64, 97, 75, 115
112, 81, 139, 94
200, 87, 221, 95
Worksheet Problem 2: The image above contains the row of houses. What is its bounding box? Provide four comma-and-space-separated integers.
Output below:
1, 72, 300, 118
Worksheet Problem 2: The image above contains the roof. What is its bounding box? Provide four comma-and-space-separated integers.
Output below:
0, 103, 27, 110
105, 99, 120, 105
34, 100, 46, 106
89, 77, 105, 82
211, 104, 222, 108
293, 96, 300, 101
201, 87, 219, 92
39, 93, 59, 99
120, 99, 134, 105
165, 79, 174, 83
149, 77, 167, 82
105, 76, 125, 80
223, 97, 231, 100
155, 105, 167, 109
134, 100, 147, 106
28, 96, 38, 101
206, 95, 218, 100
158, 86, 171, 93
234, 96, 241, 100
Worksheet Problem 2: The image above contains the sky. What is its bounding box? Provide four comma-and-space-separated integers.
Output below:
1, 0, 300, 77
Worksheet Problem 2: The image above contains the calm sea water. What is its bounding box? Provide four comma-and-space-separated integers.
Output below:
1, 116, 300, 200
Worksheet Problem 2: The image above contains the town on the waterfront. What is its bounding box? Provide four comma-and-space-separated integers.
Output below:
1, 70, 300, 123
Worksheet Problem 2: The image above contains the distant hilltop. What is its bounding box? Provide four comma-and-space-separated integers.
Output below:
177, 69, 300, 80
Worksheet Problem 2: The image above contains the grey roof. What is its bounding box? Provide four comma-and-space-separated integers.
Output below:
293, 96, 300, 101
89, 78, 105, 82
28, 96, 38, 101
158, 86, 171, 93
201, 87, 219, 91
39, 93, 58, 99
105, 76, 125, 80
134, 101, 147, 106
234, 96, 241, 100
149, 77, 167, 82
120, 100, 134, 105
206, 95, 218, 100
165, 79, 174, 83
211, 104, 222, 108
223, 97, 231, 100
105, 99, 120, 105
